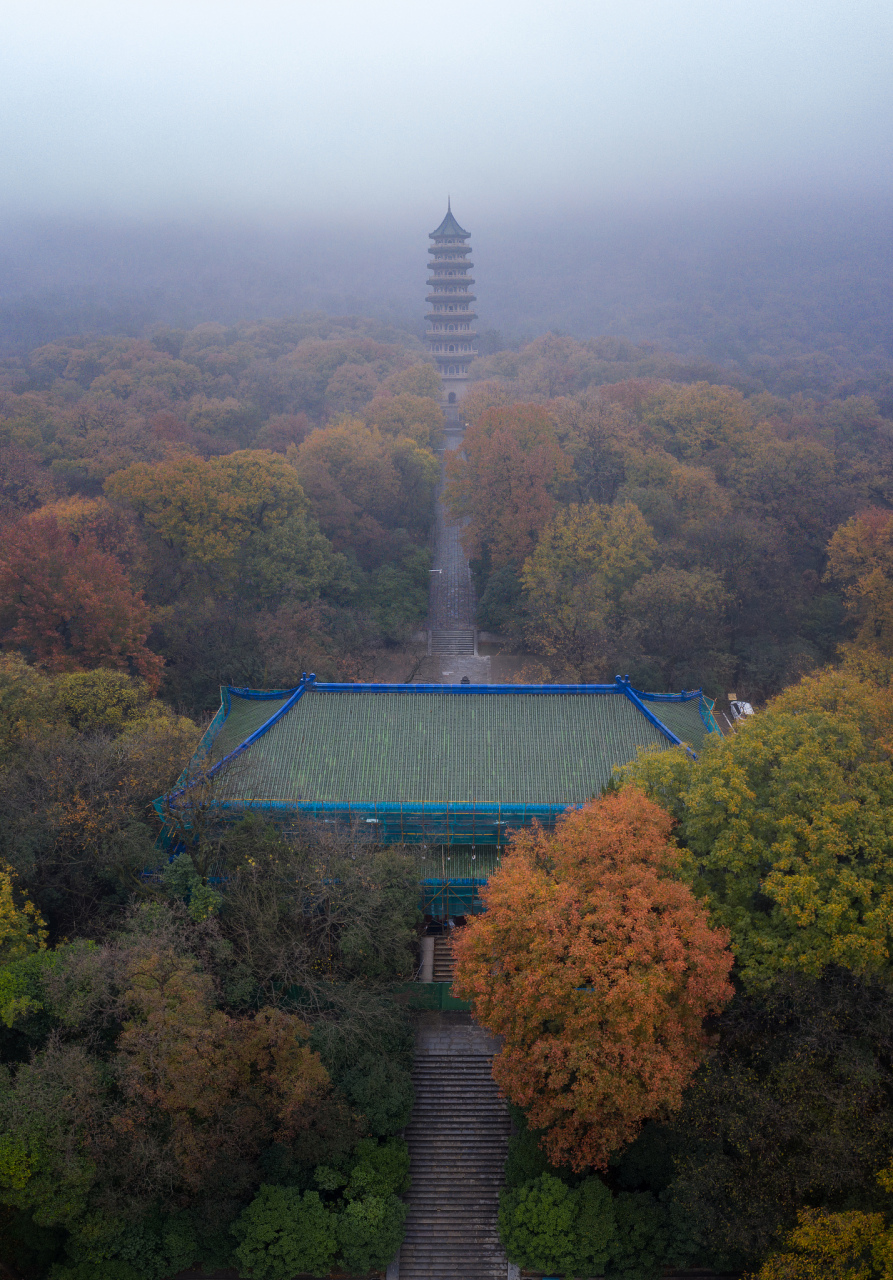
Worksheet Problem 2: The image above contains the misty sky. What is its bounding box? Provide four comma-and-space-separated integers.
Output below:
2, 0, 891, 224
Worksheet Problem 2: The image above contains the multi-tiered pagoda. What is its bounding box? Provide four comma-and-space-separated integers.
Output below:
426, 201, 478, 422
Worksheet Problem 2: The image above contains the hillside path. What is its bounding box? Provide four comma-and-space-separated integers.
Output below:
424, 421, 491, 684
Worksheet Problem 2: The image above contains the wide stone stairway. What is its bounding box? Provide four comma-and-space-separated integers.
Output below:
398, 1013, 512, 1280
430, 628, 476, 657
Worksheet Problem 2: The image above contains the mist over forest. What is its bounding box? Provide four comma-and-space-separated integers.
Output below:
5, 2, 893, 1277
3, 195, 892, 405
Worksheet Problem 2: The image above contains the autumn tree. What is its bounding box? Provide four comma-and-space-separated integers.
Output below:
0, 444, 59, 524
0, 933, 353, 1278
621, 564, 732, 689
106, 449, 345, 603
381, 361, 441, 399
457, 379, 518, 426
0, 514, 162, 689
255, 412, 312, 452
364, 392, 443, 448
550, 391, 635, 507
642, 381, 762, 465
292, 421, 437, 569
452, 790, 733, 1170
0, 860, 47, 963
751, 1209, 893, 1280
444, 403, 571, 568
826, 507, 893, 661
521, 500, 656, 678
626, 667, 893, 988
0, 665, 198, 937
112, 948, 339, 1200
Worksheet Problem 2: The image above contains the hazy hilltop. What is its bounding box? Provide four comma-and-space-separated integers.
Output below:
1, 196, 891, 406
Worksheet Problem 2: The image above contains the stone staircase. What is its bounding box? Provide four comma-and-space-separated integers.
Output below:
431, 628, 475, 657
399, 1015, 511, 1280
432, 935, 456, 982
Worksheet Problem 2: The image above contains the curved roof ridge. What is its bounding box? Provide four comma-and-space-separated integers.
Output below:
430, 203, 469, 238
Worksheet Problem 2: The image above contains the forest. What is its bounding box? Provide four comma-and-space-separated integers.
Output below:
2, 314, 893, 709
3, 310, 893, 1277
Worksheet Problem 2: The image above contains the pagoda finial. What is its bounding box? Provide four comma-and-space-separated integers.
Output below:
447, 194, 451, 212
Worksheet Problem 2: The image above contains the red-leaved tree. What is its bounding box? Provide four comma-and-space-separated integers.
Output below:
0, 514, 162, 690
452, 789, 734, 1170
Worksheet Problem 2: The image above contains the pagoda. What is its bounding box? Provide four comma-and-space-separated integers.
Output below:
426, 201, 478, 422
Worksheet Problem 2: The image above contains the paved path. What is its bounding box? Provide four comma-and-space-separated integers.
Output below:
423, 423, 492, 685
428, 425, 477, 630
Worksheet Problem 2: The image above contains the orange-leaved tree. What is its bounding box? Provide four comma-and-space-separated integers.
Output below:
444, 403, 571, 569
0, 513, 162, 689
112, 948, 346, 1200
452, 790, 734, 1171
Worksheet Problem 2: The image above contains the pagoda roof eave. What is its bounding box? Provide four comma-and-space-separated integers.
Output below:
429, 205, 470, 238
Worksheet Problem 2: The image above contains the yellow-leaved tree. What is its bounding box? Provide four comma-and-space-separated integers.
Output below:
0, 861, 47, 963
625, 666, 893, 987
827, 508, 893, 679
521, 500, 656, 679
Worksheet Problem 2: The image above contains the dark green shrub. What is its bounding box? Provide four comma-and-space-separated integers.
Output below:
51, 1263, 141, 1280
337, 1051, 414, 1136
609, 1192, 678, 1280
231, 1186, 337, 1280
0, 1206, 66, 1278
477, 566, 523, 632
504, 1126, 552, 1189
51, 1208, 201, 1280
336, 1194, 407, 1273
500, 1171, 695, 1280
499, 1172, 612, 1277
577, 1179, 619, 1274
345, 1137, 411, 1199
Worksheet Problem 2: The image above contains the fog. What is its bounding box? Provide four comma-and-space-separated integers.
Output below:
2, 199, 891, 381
2, 1, 891, 220
2, 1, 891, 381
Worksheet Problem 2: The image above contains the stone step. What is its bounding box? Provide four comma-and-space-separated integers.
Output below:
398, 1016, 510, 1280
409, 1080, 503, 1088
406, 1101, 509, 1110
409, 1086, 504, 1093
402, 1245, 504, 1255
406, 1140, 510, 1149
408, 1104, 507, 1112
430, 628, 475, 655
413, 1069, 498, 1074
401, 1253, 506, 1264
412, 1071, 499, 1080
406, 1189, 504, 1197
406, 1141, 508, 1151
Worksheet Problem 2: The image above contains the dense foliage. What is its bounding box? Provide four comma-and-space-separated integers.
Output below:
0, 318, 442, 713
626, 667, 893, 987
5, 311, 893, 1277
0, 660, 422, 1279
446, 346, 893, 697
2, 318, 892, 703
452, 790, 734, 1170
457, 668, 893, 1277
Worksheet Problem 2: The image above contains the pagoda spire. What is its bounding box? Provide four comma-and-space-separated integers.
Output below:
425, 203, 478, 423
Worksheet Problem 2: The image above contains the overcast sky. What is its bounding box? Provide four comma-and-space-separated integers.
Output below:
1, 0, 891, 224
